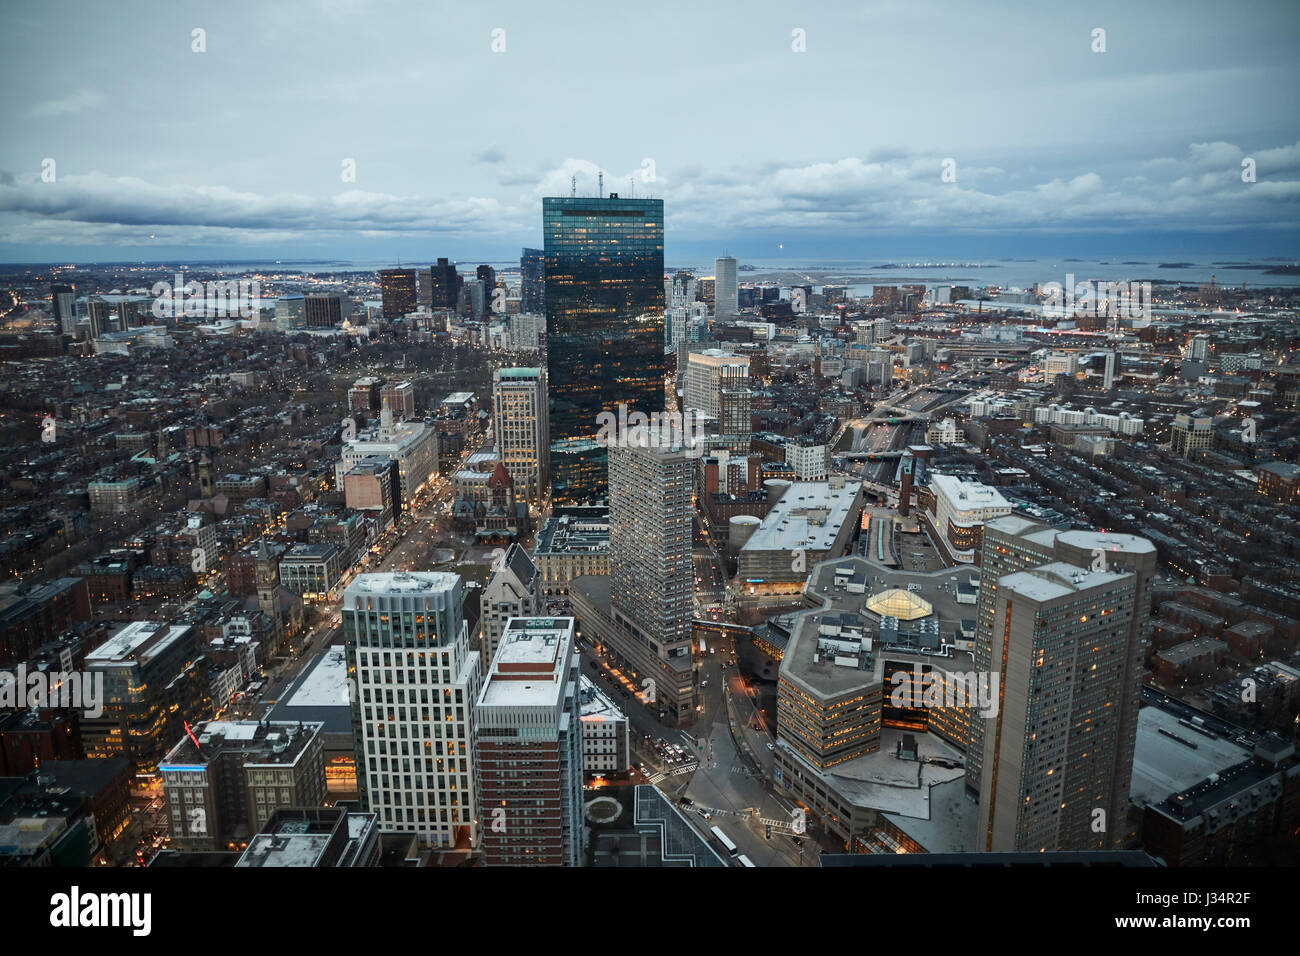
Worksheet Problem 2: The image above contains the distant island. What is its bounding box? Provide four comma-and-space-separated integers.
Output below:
870, 262, 995, 270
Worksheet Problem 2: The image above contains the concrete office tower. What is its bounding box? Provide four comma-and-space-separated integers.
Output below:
967, 516, 1155, 851
714, 256, 738, 318
608, 428, 694, 674
684, 349, 750, 425
85, 297, 113, 338
492, 366, 549, 508
474, 617, 584, 866
668, 271, 698, 308
52, 284, 77, 334
305, 293, 346, 328
665, 307, 688, 350
1103, 351, 1117, 390
684, 348, 751, 455
479, 544, 540, 676
1171, 411, 1213, 458
1188, 333, 1210, 363
544, 195, 664, 504
380, 268, 417, 319
977, 562, 1138, 853
343, 572, 480, 849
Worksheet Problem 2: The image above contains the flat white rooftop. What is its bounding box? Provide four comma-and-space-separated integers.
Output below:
929, 473, 1012, 514
345, 571, 460, 596
284, 647, 349, 709
86, 621, 190, 665
743, 480, 862, 554
1000, 562, 1129, 602
579, 675, 624, 721
478, 619, 574, 709
1131, 706, 1251, 808
1057, 529, 1157, 555
498, 629, 564, 666
198, 720, 261, 740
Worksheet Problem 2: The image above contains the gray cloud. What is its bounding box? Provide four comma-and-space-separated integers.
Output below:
0, 0, 1296, 257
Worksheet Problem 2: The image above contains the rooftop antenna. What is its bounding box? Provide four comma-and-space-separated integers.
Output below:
571, 175, 576, 198
629, 176, 635, 198
598, 170, 603, 198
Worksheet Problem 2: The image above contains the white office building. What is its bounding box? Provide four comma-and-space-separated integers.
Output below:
714, 257, 738, 319
344, 572, 480, 849
785, 442, 829, 480
927, 474, 1013, 564
1040, 351, 1079, 377
336, 402, 438, 508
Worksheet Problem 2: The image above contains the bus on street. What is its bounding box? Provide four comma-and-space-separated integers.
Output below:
710, 826, 738, 857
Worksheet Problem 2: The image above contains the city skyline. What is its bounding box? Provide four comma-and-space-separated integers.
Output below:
0, 0, 1295, 915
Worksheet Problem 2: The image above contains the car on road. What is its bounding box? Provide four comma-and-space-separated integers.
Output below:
766, 742, 775, 751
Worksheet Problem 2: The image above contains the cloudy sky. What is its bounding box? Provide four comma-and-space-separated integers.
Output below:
1, 0, 1298, 263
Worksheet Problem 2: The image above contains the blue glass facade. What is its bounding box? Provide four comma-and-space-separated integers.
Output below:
544, 196, 665, 504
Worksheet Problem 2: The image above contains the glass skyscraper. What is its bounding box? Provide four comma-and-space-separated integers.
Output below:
544, 195, 665, 504
520, 247, 544, 314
